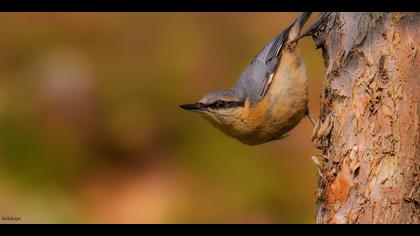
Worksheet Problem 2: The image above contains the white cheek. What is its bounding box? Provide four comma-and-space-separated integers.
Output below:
202, 111, 221, 124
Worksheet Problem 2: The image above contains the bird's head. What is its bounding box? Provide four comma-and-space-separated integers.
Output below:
180, 89, 249, 138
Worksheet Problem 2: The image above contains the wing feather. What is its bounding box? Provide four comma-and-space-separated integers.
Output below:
234, 13, 311, 105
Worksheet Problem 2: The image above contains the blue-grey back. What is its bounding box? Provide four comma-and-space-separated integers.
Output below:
233, 12, 311, 106
234, 26, 291, 106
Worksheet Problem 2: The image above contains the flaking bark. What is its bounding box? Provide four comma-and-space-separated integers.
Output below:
312, 12, 419, 224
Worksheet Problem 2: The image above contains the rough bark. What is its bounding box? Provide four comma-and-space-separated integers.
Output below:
311, 12, 419, 224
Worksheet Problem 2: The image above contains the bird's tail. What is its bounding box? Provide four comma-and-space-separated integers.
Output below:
287, 12, 312, 43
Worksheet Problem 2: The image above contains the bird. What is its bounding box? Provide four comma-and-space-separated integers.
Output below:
180, 12, 314, 145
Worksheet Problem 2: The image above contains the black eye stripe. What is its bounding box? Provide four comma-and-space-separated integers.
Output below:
207, 101, 244, 109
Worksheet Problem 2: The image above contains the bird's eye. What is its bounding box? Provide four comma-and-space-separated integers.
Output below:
216, 101, 225, 109
209, 101, 227, 109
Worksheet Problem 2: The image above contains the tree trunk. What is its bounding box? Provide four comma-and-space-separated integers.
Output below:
311, 12, 419, 224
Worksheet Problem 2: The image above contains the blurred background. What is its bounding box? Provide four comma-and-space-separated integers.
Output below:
0, 12, 325, 223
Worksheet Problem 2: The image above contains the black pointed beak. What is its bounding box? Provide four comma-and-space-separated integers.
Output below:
179, 103, 205, 111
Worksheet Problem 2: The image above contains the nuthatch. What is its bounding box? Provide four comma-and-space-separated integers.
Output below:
180, 12, 314, 145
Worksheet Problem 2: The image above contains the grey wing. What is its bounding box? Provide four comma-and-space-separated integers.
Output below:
235, 27, 291, 105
